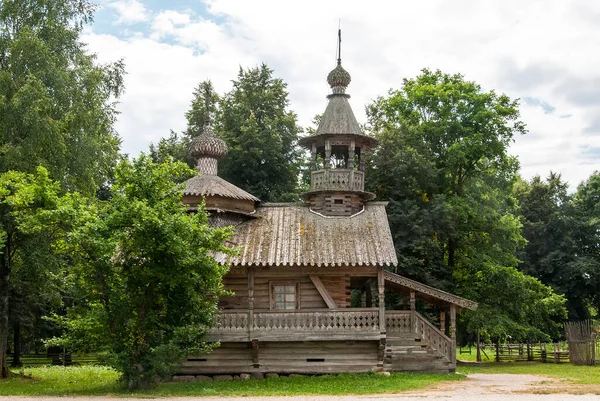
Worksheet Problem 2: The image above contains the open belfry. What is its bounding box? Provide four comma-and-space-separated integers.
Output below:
181, 32, 477, 375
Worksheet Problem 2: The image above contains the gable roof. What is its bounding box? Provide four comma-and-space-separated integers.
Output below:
220, 202, 398, 267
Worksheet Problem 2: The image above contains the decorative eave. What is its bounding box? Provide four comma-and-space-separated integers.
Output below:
384, 270, 478, 311
183, 175, 260, 202
300, 188, 376, 201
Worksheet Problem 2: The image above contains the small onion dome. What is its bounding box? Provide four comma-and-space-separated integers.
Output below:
189, 126, 228, 159
327, 62, 351, 92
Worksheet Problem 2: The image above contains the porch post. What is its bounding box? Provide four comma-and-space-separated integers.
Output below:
377, 267, 386, 371
410, 290, 416, 334
440, 310, 446, 334
450, 304, 456, 365
324, 139, 331, 169
377, 267, 385, 334
248, 267, 254, 335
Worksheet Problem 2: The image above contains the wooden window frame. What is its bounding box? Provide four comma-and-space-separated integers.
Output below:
269, 281, 300, 310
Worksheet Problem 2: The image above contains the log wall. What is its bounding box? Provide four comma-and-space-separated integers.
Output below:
219, 270, 350, 310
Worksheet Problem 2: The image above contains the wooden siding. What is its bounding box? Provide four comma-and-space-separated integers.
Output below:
181, 341, 379, 375
181, 343, 253, 375
219, 271, 350, 310
259, 341, 378, 373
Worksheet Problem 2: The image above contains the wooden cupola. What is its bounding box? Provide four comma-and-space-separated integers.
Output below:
299, 30, 377, 217
182, 85, 260, 226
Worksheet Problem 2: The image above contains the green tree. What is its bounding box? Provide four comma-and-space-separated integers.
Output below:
570, 172, 600, 317
0, 167, 75, 376
0, 0, 124, 372
51, 156, 233, 388
218, 64, 301, 201
148, 130, 195, 168
185, 80, 220, 138
149, 81, 219, 169
0, 0, 124, 194
367, 69, 566, 340
513, 173, 592, 320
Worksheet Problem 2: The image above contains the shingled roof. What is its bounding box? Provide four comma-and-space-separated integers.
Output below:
184, 175, 259, 201
219, 202, 398, 267
384, 271, 478, 310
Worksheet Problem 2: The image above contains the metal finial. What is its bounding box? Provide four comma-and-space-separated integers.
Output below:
337, 27, 342, 66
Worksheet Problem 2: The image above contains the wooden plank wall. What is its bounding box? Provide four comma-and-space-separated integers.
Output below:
259, 341, 378, 373
181, 343, 254, 375
219, 272, 350, 310
181, 341, 378, 375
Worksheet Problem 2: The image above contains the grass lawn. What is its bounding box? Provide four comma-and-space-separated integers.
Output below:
0, 366, 464, 397
457, 362, 600, 385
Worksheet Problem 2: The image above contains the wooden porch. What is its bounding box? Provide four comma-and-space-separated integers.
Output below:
190, 309, 455, 374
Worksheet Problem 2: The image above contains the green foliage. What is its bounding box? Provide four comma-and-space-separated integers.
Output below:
50, 156, 233, 388
366, 69, 566, 341
0, 167, 76, 375
184, 80, 220, 138
513, 173, 593, 320
0, 0, 124, 194
150, 69, 302, 201
148, 130, 195, 169
218, 64, 302, 201
0, 0, 124, 376
570, 172, 600, 317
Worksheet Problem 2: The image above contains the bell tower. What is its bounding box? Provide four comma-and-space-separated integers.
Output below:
299, 30, 377, 216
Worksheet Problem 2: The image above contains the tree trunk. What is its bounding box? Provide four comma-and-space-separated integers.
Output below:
0, 241, 11, 378
447, 239, 456, 269
11, 322, 20, 367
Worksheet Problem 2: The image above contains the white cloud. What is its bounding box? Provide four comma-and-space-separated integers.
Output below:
85, 0, 600, 189
107, 0, 149, 25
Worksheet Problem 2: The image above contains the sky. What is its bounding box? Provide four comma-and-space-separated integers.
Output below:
85, 0, 600, 189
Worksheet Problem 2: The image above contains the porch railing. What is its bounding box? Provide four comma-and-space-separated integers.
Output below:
212, 308, 380, 332
415, 312, 453, 362
309, 169, 365, 192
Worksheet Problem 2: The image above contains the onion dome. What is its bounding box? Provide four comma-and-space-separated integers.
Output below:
327, 61, 351, 93
189, 124, 228, 160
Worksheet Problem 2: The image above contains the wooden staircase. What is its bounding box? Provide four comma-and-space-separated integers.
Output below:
384, 311, 454, 373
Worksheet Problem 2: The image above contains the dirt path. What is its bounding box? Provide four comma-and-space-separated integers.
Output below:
3, 374, 600, 400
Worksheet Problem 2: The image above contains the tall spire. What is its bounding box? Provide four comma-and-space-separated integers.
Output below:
189, 83, 227, 175
337, 27, 342, 66
327, 28, 351, 94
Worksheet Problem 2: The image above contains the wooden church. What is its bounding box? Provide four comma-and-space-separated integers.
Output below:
180, 42, 477, 375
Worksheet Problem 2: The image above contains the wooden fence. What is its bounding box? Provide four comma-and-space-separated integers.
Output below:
565, 320, 599, 365
6, 353, 101, 367
462, 343, 570, 363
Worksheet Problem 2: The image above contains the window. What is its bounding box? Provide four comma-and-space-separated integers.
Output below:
271, 282, 298, 310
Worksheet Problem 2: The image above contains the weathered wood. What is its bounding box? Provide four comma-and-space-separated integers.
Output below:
385, 311, 411, 334
449, 304, 456, 365
378, 267, 385, 334
309, 275, 337, 309
209, 309, 381, 342
251, 339, 259, 368
410, 290, 416, 335
440, 310, 446, 334
248, 268, 254, 334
